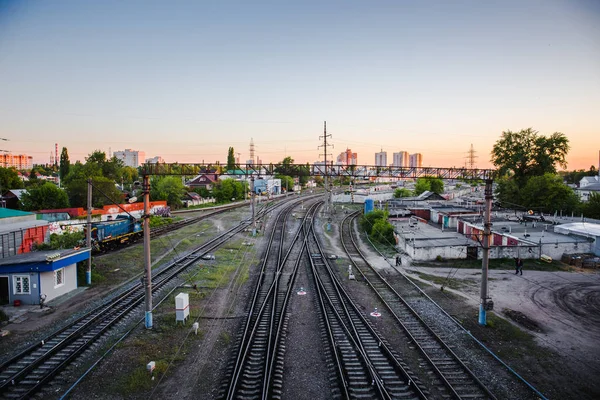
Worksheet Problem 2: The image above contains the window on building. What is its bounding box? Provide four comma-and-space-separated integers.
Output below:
54, 268, 64, 287
14, 275, 30, 294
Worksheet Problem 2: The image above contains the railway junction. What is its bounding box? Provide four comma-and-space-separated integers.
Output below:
0, 164, 598, 399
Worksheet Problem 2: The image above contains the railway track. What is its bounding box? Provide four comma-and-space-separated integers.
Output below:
340, 212, 496, 400
0, 200, 286, 400
92, 202, 248, 255
223, 199, 320, 399
307, 211, 427, 400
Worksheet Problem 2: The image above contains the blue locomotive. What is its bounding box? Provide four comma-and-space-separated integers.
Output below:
89, 215, 143, 252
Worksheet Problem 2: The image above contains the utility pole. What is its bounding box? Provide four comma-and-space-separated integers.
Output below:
250, 176, 256, 236
86, 178, 92, 285
142, 174, 153, 329
479, 179, 493, 325
319, 121, 333, 211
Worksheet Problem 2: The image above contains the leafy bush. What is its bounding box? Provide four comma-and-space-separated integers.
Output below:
360, 209, 395, 246
34, 231, 85, 250
148, 215, 173, 228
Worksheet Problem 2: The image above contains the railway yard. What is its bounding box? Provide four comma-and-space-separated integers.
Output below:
0, 196, 599, 399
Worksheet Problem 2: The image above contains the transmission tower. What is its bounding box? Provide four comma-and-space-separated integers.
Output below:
466, 144, 478, 169
319, 121, 334, 211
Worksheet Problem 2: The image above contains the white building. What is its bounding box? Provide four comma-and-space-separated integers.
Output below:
146, 156, 164, 164
577, 175, 600, 202
114, 149, 146, 167
392, 151, 409, 167
375, 150, 387, 167
409, 153, 423, 168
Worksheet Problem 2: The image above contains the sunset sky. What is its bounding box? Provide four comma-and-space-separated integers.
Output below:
1, 0, 599, 170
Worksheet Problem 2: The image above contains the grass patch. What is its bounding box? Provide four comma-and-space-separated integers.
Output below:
198, 265, 237, 288
220, 331, 231, 345
413, 271, 477, 290
91, 220, 219, 286
466, 312, 539, 359
120, 361, 169, 394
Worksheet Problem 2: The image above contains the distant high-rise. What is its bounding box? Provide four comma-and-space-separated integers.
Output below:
337, 148, 357, 165
114, 149, 146, 167
375, 149, 387, 167
409, 153, 423, 168
0, 154, 33, 170
392, 151, 409, 167
248, 138, 255, 165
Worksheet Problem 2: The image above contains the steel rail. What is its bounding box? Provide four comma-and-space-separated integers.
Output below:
224, 199, 320, 399
263, 211, 314, 399
0, 200, 287, 399
307, 216, 428, 400
341, 212, 496, 400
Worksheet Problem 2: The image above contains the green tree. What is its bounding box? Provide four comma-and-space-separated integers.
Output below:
359, 209, 395, 245
213, 178, 235, 203
519, 173, 579, 214
491, 128, 570, 186
59, 147, 70, 181
234, 180, 247, 200
560, 166, 598, 185
227, 147, 236, 171
192, 187, 210, 198
102, 156, 125, 182
582, 192, 600, 219
274, 156, 295, 176
393, 188, 411, 198
276, 175, 295, 192
120, 166, 139, 189
414, 178, 431, 196
212, 178, 246, 202
360, 209, 387, 236
66, 177, 124, 208
150, 176, 185, 209
494, 177, 521, 208
371, 218, 395, 245
20, 182, 69, 211
76, 150, 124, 182
0, 167, 24, 190
429, 178, 444, 194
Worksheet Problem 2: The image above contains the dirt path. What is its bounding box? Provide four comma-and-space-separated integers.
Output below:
402, 265, 600, 378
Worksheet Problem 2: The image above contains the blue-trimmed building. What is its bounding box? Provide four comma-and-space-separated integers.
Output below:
0, 248, 90, 306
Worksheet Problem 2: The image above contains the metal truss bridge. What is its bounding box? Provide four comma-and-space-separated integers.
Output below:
140, 163, 496, 181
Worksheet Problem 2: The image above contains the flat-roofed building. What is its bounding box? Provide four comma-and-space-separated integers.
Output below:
409, 153, 422, 168
375, 150, 387, 167
392, 151, 409, 167
0, 154, 33, 170
114, 149, 146, 167
337, 148, 357, 165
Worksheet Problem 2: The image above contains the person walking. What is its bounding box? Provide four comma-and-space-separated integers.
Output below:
515, 257, 523, 275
